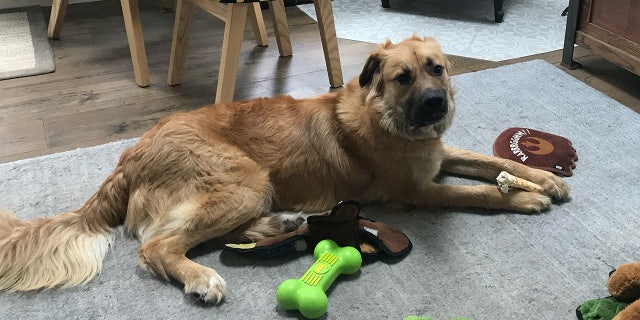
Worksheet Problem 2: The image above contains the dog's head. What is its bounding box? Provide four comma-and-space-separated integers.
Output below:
359, 35, 455, 140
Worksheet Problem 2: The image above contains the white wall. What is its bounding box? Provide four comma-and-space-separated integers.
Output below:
0, 0, 98, 9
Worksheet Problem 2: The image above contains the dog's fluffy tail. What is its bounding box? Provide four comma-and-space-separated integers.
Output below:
0, 166, 129, 292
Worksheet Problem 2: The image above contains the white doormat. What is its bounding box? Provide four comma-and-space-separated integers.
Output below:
0, 6, 55, 80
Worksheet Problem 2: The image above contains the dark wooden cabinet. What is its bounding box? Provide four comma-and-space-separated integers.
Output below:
381, 0, 505, 23
562, 0, 640, 76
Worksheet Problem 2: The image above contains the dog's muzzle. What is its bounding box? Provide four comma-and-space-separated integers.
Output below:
407, 89, 448, 130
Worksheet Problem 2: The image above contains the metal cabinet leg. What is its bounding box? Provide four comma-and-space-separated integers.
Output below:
494, 0, 504, 23
561, 0, 583, 69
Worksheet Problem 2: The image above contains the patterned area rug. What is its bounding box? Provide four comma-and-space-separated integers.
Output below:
298, 0, 568, 61
0, 6, 55, 80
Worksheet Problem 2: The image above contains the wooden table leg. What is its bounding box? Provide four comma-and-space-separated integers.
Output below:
249, 3, 268, 47
313, 0, 343, 88
121, 0, 151, 87
48, 0, 69, 39
168, 0, 195, 85
269, 0, 292, 57
216, 4, 249, 103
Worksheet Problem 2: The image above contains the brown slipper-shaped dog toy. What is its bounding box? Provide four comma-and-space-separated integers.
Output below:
225, 200, 412, 260
493, 127, 578, 176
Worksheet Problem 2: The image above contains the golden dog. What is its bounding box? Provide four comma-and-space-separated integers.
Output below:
0, 35, 569, 303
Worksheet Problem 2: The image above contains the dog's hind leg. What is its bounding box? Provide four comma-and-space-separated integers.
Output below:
220, 211, 311, 244
136, 163, 273, 303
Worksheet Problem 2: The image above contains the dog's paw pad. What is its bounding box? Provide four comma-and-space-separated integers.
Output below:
184, 269, 227, 304
509, 191, 553, 213
275, 212, 310, 232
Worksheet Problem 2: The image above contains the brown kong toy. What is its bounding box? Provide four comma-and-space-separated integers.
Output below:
608, 263, 640, 320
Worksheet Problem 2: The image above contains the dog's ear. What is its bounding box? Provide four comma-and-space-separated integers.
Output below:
359, 54, 382, 87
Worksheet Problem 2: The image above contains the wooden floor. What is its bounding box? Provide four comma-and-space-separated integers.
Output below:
1, 1, 639, 164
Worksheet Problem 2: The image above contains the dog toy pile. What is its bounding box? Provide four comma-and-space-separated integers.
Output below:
577, 263, 640, 320
225, 200, 413, 319
493, 127, 578, 176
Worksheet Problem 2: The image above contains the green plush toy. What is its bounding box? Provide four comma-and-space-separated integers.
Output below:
577, 296, 628, 320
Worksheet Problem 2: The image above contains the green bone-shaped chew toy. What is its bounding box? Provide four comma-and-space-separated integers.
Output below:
276, 239, 362, 319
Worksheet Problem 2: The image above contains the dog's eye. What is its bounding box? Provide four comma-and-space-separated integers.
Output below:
433, 65, 444, 76
396, 73, 411, 85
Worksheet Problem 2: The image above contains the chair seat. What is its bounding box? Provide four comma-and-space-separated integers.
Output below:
168, 0, 344, 103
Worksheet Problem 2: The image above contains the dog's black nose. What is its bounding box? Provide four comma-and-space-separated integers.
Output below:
420, 89, 447, 115
408, 89, 448, 128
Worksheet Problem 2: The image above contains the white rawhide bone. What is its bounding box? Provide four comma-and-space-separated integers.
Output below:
496, 171, 544, 194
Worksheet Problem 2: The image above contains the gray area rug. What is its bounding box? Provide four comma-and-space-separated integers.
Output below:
0, 6, 55, 81
1, 60, 639, 319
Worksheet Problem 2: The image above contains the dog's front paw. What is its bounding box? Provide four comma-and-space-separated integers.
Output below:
183, 268, 227, 304
506, 190, 553, 213
528, 170, 570, 201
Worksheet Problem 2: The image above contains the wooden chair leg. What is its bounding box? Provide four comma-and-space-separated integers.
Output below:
48, 0, 69, 39
120, 0, 151, 87
215, 4, 249, 103
167, 0, 195, 86
313, 0, 343, 87
249, 3, 268, 47
269, 0, 292, 57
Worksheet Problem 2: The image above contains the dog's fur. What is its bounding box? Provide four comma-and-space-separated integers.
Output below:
0, 35, 569, 302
